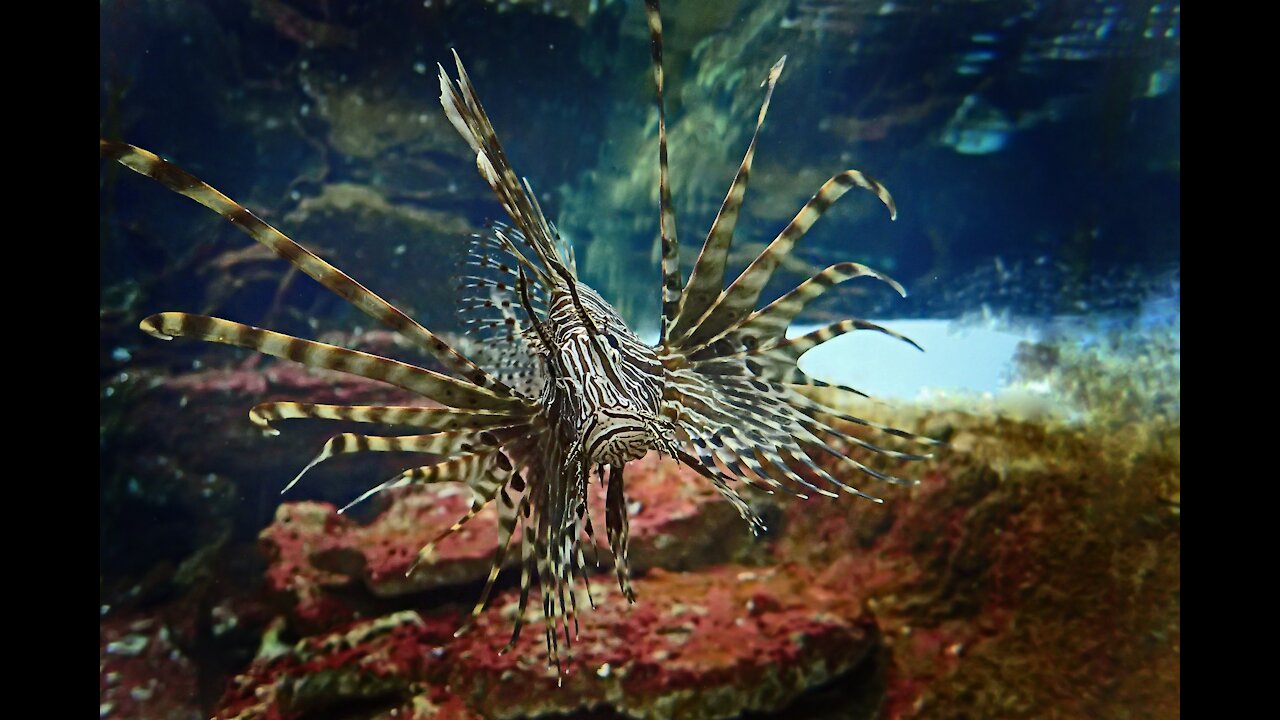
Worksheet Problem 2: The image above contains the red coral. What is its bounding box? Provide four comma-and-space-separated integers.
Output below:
257, 453, 763, 633
447, 564, 874, 718
214, 611, 462, 720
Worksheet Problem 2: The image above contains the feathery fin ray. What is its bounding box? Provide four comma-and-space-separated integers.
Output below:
106, 0, 936, 674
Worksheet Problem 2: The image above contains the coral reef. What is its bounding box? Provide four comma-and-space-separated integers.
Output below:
260, 453, 766, 631
214, 610, 473, 720
780, 383, 1180, 717
101, 610, 202, 720
101, 1, 1179, 717
102, 340, 1179, 718
447, 564, 875, 719
1008, 311, 1181, 429
212, 566, 876, 720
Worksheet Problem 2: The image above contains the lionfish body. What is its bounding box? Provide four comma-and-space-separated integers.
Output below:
102, 0, 936, 673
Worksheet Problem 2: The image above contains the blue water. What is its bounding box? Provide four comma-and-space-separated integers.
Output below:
99, 2, 1179, 714
101, 0, 1179, 347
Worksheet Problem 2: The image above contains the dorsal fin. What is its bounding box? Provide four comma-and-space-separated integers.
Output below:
644, 0, 683, 346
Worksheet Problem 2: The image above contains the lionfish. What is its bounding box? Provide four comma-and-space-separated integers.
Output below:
101, 0, 936, 673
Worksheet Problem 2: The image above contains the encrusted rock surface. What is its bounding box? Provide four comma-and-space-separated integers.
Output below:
775, 400, 1180, 719
447, 564, 875, 720
100, 610, 202, 720
102, 339, 1179, 720
213, 611, 479, 720
101, 354, 437, 586
213, 565, 876, 720
103, 349, 1179, 719
260, 452, 766, 632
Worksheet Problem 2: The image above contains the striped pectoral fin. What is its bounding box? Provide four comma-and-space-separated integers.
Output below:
604, 463, 636, 603
703, 432, 782, 494
500, 488, 540, 656
408, 454, 514, 577
751, 445, 840, 499
249, 402, 513, 436
666, 381, 789, 490
337, 450, 496, 514
676, 169, 898, 351
676, 449, 768, 535
141, 313, 531, 414
785, 445, 885, 502
672, 361, 925, 498
804, 436, 916, 489
684, 407, 831, 500
455, 484, 525, 638
284, 428, 507, 494
684, 433, 747, 483
683, 411, 785, 494
710, 436, 803, 498
668, 370, 823, 468
784, 408, 926, 489
670, 55, 787, 342
101, 140, 504, 393
783, 385, 946, 449
800, 416, 932, 464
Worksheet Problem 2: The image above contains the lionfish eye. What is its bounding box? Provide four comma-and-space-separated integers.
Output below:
604, 335, 620, 351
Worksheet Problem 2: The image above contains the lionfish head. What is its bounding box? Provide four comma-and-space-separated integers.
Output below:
546, 284, 670, 467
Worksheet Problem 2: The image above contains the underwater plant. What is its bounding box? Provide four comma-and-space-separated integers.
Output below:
99, 0, 935, 674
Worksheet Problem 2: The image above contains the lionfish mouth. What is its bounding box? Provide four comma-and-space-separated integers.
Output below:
101, 0, 940, 681
589, 419, 652, 466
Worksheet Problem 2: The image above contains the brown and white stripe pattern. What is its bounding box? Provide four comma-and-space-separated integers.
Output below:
104, 0, 939, 681
669, 55, 787, 344
285, 424, 528, 494
248, 402, 513, 436
140, 313, 526, 412
338, 448, 504, 514
672, 169, 898, 351
686, 261, 906, 362
102, 135, 562, 667
100, 140, 507, 393
644, 0, 683, 346
453, 485, 524, 639
410, 460, 519, 573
